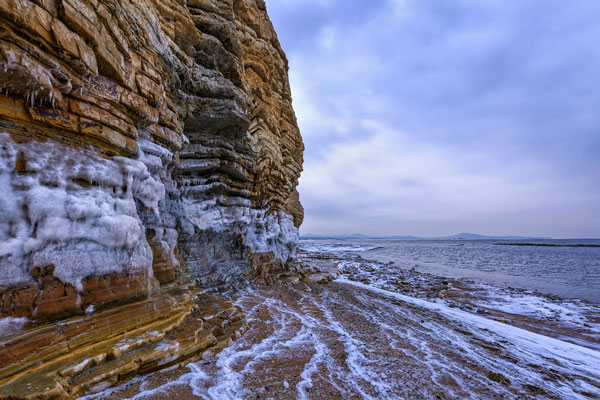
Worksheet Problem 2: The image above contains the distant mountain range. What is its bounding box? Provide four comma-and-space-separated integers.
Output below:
299, 232, 552, 240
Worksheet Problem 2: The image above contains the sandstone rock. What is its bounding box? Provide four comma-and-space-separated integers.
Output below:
0, 0, 302, 397
290, 259, 341, 284
0, 289, 246, 399
303, 272, 335, 284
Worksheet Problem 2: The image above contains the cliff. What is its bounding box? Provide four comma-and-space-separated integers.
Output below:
0, 0, 303, 397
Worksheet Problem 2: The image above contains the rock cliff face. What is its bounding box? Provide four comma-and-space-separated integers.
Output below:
0, 0, 303, 397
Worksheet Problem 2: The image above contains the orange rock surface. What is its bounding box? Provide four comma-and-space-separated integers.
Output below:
0, 0, 302, 397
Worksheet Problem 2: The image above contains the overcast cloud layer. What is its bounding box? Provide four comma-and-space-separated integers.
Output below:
266, 0, 600, 238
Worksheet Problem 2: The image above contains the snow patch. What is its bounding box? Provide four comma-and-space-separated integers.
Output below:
338, 279, 600, 369
476, 290, 600, 333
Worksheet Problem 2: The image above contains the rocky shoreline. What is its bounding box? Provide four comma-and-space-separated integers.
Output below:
302, 248, 600, 353
1, 0, 598, 398
83, 250, 600, 399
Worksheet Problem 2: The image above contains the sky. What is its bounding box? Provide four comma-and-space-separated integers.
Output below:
266, 0, 600, 238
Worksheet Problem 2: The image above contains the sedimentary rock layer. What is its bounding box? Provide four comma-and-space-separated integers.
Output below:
0, 0, 302, 397
0, 287, 247, 398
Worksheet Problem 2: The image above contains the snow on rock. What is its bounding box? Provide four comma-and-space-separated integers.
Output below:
0, 133, 160, 291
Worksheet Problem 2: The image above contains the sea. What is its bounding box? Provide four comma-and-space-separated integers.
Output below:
300, 239, 600, 302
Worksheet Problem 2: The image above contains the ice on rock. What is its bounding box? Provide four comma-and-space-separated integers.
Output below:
0, 317, 28, 339
184, 198, 299, 263
116, 152, 165, 217
0, 133, 163, 291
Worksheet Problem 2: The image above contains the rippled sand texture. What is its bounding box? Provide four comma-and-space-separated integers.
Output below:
85, 281, 600, 400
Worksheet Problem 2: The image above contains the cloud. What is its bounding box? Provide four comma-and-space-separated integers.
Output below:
266, 0, 600, 238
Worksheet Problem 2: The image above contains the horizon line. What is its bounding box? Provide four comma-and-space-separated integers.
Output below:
299, 233, 600, 240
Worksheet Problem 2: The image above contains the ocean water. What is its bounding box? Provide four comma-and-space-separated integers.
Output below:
300, 239, 600, 302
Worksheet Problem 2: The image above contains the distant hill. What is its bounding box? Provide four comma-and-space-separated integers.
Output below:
300, 232, 552, 240
443, 233, 552, 240
300, 233, 420, 240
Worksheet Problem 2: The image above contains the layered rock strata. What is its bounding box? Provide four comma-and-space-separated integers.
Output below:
0, 288, 247, 398
0, 0, 302, 397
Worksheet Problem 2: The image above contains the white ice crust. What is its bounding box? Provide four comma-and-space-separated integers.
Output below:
183, 197, 299, 263
0, 133, 164, 291
136, 138, 180, 271
0, 317, 28, 339
0, 129, 297, 292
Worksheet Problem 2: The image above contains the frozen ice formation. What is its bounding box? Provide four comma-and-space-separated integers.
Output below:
0, 135, 160, 291
0, 0, 303, 396
0, 0, 303, 334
